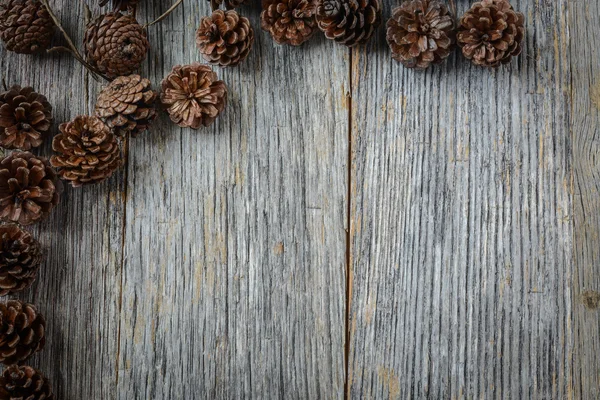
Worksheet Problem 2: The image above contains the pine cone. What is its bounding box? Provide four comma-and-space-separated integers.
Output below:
261, 0, 316, 46
386, 0, 455, 69
0, 85, 52, 151
0, 0, 54, 54
50, 115, 121, 187
84, 12, 149, 79
457, 0, 524, 67
316, 0, 381, 47
0, 365, 53, 400
99, 0, 140, 12
0, 301, 45, 365
0, 152, 62, 226
0, 224, 42, 296
95, 75, 157, 137
208, 0, 248, 11
160, 63, 227, 129
196, 10, 254, 67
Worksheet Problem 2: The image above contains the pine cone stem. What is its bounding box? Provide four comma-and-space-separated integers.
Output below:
38, 0, 110, 82
143, 0, 183, 28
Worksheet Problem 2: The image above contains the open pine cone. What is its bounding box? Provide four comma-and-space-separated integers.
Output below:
316, 0, 381, 46
0, 0, 54, 54
51, 115, 121, 187
457, 0, 524, 67
95, 75, 157, 137
0, 365, 54, 400
208, 0, 248, 11
196, 10, 254, 67
261, 0, 316, 46
99, 0, 140, 12
160, 63, 228, 129
84, 12, 149, 78
0, 301, 45, 365
386, 0, 455, 69
0, 224, 43, 296
0, 85, 52, 150
0, 152, 62, 226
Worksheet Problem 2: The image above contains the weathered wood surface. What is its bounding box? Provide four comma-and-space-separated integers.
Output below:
0, 0, 599, 398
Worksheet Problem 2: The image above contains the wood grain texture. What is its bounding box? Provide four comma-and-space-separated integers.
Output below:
347, 0, 574, 398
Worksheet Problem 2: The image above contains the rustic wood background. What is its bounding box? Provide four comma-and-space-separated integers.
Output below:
0, 0, 598, 398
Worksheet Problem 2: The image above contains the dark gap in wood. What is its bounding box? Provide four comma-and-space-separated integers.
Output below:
114, 135, 131, 387
344, 46, 353, 400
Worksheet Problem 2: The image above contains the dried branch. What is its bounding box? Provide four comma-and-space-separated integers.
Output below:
144, 0, 184, 28
39, 0, 109, 81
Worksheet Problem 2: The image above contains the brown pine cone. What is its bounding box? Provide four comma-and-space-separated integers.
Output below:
0, 224, 43, 296
457, 0, 524, 67
386, 0, 455, 69
0, 85, 52, 151
0, 152, 62, 226
208, 0, 248, 11
51, 115, 121, 187
0, 301, 45, 365
316, 0, 381, 47
196, 10, 254, 67
261, 0, 316, 46
0, 365, 54, 400
84, 12, 149, 79
95, 75, 157, 137
0, 0, 54, 54
99, 0, 140, 12
160, 64, 227, 129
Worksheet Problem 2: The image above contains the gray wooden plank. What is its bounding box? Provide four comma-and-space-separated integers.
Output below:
115, 1, 348, 398
347, 0, 573, 398
0, 1, 125, 399
570, 0, 600, 397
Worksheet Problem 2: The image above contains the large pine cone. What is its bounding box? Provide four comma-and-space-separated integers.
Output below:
0, 224, 43, 296
0, 85, 52, 151
457, 0, 524, 67
386, 0, 455, 69
160, 64, 227, 129
0, 365, 53, 400
316, 0, 381, 47
0, 0, 54, 54
208, 0, 248, 11
0, 152, 62, 226
95, 75, 157, 137
261, 0, 316, 46
84, 12, 149, 78
51, 115, 121, 187
99, 0, 140, 12
196, 10, 254, 67
0, 301, 45, 365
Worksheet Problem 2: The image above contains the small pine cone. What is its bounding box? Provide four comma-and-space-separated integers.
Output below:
0, 152, 62, 226
95, 75, 158, 137
0, 0, 54, 54
0, 301, 45, 365
51, 115, 121, 187
0, 365, 54, 400
208, 0, 248, 11
261, 0, 316, 46
196, 10, 254, 67
386, 0, 455, 69
160, 64, 227, 129
99, 0, 140, 12
457, 0, 524, 67
84, 12, 149, 79
316, 0, 381, 47
0, 224, 43, 296
0, 85, 52, 151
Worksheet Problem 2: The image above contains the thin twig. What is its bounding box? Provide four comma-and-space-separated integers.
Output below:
39, 0, 109, 81
144, 0, 184, 28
